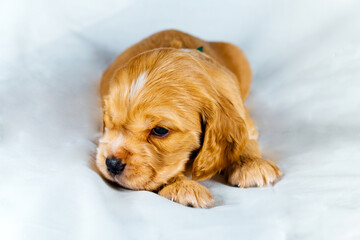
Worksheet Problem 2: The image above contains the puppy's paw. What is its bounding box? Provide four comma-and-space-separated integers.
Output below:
158, 176, 214, 208
226, 158, 282, 188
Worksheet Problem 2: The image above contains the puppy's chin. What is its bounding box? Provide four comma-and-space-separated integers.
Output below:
113, 174, 162, 191
100, 167, 180, 191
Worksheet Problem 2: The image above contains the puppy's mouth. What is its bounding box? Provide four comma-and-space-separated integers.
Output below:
113, 174, 131, 189
109, 165, 162, 191
112, 172, 135, 188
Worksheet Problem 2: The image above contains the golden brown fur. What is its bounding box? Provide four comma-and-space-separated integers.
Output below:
96, 30, 282, 208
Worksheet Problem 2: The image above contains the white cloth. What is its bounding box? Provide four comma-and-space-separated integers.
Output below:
1, 0, 360, 239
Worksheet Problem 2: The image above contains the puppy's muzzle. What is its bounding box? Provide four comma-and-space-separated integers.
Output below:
106, 157, 126, 175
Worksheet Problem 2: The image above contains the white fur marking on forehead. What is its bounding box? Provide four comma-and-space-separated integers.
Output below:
180, 48, 192, 52
129, 71, 147, 99
112, 134, 124, 153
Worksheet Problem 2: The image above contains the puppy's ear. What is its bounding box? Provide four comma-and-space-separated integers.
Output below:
192, 90, 249, 181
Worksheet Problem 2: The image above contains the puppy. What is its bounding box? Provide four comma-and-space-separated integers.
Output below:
96, 30, 282, 208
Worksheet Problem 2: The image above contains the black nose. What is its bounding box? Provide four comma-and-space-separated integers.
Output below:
106, 157, 126, 175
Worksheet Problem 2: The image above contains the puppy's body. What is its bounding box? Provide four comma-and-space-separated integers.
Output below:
97, 30, 281, 208
100, 30, 251, 102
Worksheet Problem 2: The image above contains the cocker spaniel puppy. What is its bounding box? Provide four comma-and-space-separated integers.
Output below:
96, 30, 282, 208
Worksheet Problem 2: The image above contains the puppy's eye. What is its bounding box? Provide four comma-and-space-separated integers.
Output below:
151, 127, 169, 137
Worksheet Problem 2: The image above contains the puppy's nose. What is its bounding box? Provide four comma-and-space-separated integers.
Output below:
106, 157, 126, 175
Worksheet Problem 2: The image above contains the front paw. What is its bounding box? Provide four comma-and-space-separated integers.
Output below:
225, 158, 282, 188
158, 176, 214, 208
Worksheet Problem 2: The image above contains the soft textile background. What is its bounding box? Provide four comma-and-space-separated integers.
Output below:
1, 0, 360, 239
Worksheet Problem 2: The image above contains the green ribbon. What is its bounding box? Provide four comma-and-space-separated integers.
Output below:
196, 46, 203, 52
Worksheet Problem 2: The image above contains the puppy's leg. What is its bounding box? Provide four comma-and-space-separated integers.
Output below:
158, 175, 214, 208
225, 139, 282, 188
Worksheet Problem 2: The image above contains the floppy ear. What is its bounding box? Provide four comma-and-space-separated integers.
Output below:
192, 96, 249, 181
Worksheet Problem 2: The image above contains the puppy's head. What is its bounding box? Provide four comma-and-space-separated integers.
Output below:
96, 49, 248, 191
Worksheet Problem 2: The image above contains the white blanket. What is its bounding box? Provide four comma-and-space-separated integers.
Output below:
1, 0, 359, 239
